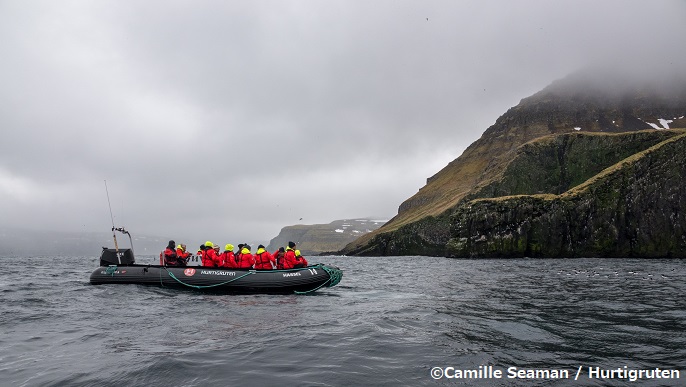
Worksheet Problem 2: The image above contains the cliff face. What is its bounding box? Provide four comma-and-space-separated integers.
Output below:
466, 130, 679, 199
341, 68, 686, 257
448, 133, 686, 257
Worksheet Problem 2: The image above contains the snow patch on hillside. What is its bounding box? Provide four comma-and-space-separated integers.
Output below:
658, 118, 673, 129
640, 116, 682, 130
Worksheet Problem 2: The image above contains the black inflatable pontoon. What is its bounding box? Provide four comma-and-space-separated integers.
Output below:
89, 240, 342, 294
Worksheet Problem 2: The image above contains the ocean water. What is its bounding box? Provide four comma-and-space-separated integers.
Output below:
1, 255, 684, 386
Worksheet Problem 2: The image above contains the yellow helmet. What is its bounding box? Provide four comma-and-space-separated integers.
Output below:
176, 244, 182, 250
205, 241, 214, 248
225, 244, 234, 251
295, 249, 301, 256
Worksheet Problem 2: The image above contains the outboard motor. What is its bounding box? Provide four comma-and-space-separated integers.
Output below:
100, 248, 135, 266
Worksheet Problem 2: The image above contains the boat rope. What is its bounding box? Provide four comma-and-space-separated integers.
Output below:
149, 264, 341, 293
162, 267, 255, 289
321, 265, 343, 287
293, 264, 343, 295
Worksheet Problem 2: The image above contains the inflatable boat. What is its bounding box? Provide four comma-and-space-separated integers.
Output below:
89, 240, 342, 294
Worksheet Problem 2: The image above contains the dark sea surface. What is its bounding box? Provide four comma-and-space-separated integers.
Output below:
1, 255, 684, 386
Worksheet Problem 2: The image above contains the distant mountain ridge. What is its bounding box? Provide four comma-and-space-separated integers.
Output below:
341, 67, 686, 257
267, 218, 387, 255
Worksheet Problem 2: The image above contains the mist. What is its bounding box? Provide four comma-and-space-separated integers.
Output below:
1, 0, 685, 248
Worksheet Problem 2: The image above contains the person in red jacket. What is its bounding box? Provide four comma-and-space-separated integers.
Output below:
164, 240, 185, 266
236, 244, 255, 269
295, 249, 308, 268
201, 241, 221, 267
273, 247, 285, 269
280, 241, 299, 269
234, 244, 244, 267
221, 244, 237, 269
254, 245, 276, 270
175, 244, 191, 265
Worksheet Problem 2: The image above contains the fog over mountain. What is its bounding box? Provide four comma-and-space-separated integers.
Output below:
1, 1, 685, 249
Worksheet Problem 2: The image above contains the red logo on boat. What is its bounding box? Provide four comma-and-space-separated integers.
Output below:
184, 268, 196, 277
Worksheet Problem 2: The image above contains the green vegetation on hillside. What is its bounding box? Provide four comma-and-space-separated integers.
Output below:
447, 132, 686, 257
341, 69, 686, 257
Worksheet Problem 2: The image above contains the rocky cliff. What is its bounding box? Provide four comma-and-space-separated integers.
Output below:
341, 68, 686, 257
448, 132, 686, 257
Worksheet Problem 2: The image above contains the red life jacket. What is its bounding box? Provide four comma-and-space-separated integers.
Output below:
175, 248, 190, 265
281, 248, 298, 269
164, 247, 180, 266
176, 248, 191, 259
202, 248, 221, 267
222, 251, 237, 268
296, 255, 308, 267
254, 248, 275, 270
274, 251, 285, 269
236, 248, 255, 269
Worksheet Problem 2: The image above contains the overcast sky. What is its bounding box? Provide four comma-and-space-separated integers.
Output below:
1, 0, 685, 247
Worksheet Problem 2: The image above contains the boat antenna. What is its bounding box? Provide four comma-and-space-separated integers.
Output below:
104, 180, 120, 253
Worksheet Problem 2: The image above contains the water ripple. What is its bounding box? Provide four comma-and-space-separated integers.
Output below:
0, 256, 684, 386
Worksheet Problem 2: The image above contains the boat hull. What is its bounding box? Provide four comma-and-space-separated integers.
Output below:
89, 264, 342, 294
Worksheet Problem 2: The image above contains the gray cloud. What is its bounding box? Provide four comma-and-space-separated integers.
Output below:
1, 0, 685, 246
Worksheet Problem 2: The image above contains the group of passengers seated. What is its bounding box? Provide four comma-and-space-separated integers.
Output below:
163, 240, 308, 270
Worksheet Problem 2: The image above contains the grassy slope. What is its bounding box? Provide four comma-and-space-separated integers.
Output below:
345, 121, 555, 251
344, 92, 686, 255
447, 130, 686, 257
